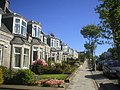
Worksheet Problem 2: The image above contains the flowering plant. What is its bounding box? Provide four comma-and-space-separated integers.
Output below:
34, 79, 64, 87
44, 79, 64, 86
31, 59, 48, 74
33, 59, 48, 67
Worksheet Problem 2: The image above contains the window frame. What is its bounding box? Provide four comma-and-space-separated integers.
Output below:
44, 37, 47, 44
51, 39, 54, 47
23, 48, 29, 68
13, 17, 27, 37
32, 24, 41, 38
14, 47, 21, 68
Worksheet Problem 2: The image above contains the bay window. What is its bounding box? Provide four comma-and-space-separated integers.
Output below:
14, 47, 30, 68
14, 47, 21, 67
14, 17, 27, 36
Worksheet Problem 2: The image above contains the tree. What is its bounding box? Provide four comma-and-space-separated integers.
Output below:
78, 52, 85, 62
107, 47, 117, 60
80, 24, 100, 70
96, 0, 120, 63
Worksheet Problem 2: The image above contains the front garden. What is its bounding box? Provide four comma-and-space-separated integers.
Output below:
0, 58, 81, 88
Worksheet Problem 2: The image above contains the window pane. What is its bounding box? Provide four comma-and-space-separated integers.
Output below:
15, 19, 20, 23
33, 51, 38, 61
21, 26, 27, 36
15, 54, 21, 67
14, 47, 21, 67
23, 49, 29, 67
32, 29, 35, 37
22, 21, 26, 27
40, 48, 43, 59
38, 27, 41, 38
21, 20, 27, 36
14, 24, 20, 34
33, 26, 37, 36
15, 47, 21, 53
24, 49, 29, 54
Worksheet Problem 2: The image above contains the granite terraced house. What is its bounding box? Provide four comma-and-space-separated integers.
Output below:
0, 0, 78, 69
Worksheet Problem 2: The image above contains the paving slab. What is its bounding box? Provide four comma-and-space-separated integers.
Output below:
66, 61, 96, 90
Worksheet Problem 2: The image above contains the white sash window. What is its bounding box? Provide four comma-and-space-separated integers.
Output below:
23, 48, 29, 67
13, 17, 27, 37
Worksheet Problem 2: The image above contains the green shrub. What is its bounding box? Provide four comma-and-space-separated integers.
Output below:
74, 63, 80, 67
31, 65, 41, 75
0, 66, 8, 79
0, 69, 3, 84
13, 69, 35, 85
0, 66, 15, 84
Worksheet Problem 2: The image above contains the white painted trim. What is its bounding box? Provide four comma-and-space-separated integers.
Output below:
13, 17, 27, 37
13, 45, 30, 69
32, 24, 42, 38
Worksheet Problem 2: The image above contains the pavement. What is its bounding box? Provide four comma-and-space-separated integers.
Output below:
66, 61, 97, 90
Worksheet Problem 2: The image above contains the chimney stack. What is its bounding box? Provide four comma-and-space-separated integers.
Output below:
0, 0, 10, 13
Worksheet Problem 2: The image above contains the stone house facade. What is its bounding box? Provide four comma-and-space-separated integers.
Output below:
0, 0, 78, 69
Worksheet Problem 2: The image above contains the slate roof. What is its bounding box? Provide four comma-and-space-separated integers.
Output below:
51, 47, 62, 52
3, 13, 27, 21
31, 37, 45, 46
28, 20, 41, 26
0, 23, 12, 35
0, 8, 4, 14
11, 35, 30, 45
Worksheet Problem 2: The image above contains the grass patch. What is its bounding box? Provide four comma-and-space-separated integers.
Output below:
40, 74, 68, 80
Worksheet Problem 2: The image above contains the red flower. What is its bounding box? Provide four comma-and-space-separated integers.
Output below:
44, 79, 64, 85
33, 59, 48, 67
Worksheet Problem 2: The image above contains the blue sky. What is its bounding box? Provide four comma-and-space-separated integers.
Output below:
9, 0, 112, 56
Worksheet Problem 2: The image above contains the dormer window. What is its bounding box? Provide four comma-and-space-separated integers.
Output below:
44, 37, 47, 44
32, 24, 41, 38
13, 17, 27, 36
40, 34, 43, 42
56, 40, 59, 47
51, 39, 54, 47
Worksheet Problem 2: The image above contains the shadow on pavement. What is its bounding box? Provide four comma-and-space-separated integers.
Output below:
85, 74, 120, 90
99, 83, 120, 90
85, 73, 106, 80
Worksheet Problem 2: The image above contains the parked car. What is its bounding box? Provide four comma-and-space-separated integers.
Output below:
103, 60, 120, 78
117, 69, 120, 85
96, 60, 106, 71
